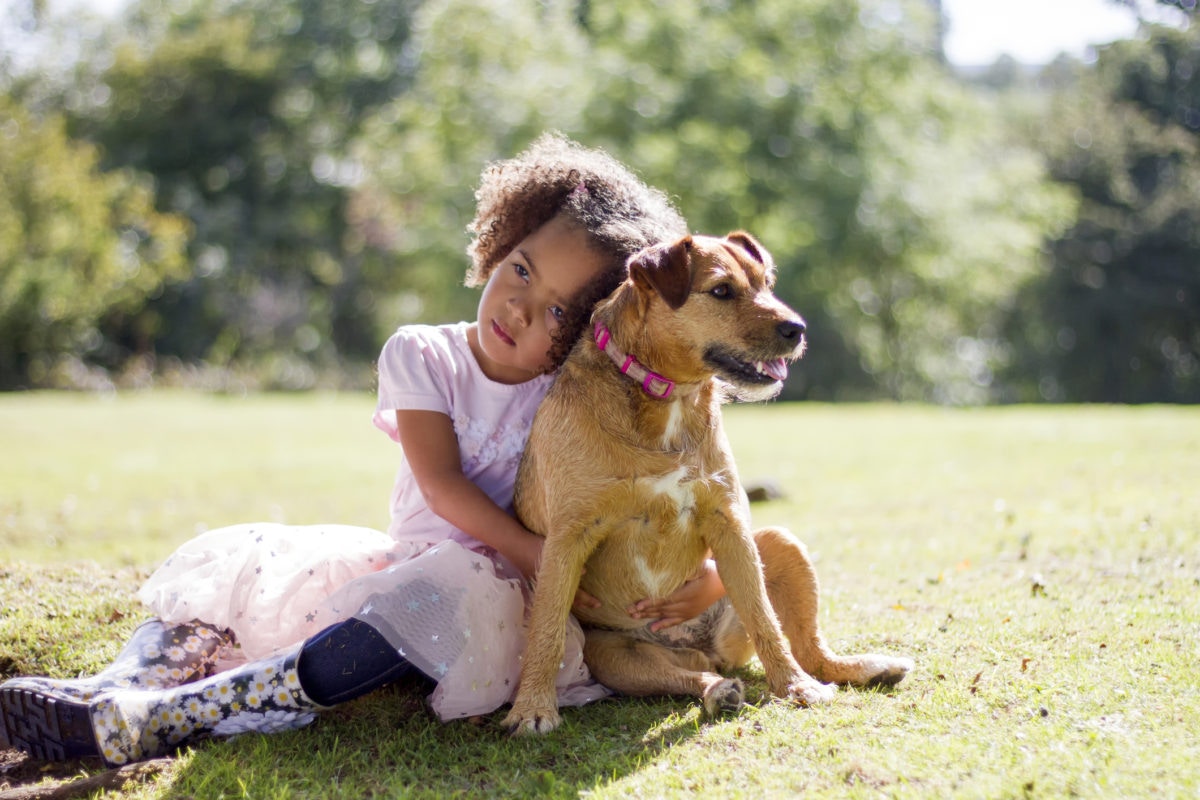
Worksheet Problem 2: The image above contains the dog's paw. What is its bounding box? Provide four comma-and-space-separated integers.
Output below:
862, 656, 915, 688
502, 704, 562, 736
785, 676, 836, 707
701, 677, 745, 718
821, 654, 916, 688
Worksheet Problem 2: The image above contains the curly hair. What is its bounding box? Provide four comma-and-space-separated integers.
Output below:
465, 132, 688, 370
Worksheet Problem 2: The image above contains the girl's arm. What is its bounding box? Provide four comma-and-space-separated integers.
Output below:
396, 409, 543, 578
395, 409, 598, 609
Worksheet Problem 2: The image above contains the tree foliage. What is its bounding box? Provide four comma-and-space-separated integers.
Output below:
0, 96, 188, 388
62, 0, 420, 384
1, 0, 1196, 401
1004, 17, 1200, 402
352, 0, 1071, 400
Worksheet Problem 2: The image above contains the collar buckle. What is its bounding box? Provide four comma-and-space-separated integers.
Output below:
642, 373, 675, 399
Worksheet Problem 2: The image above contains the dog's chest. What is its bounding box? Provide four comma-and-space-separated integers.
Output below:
641, 465, 696, 517
634, 464, 714, 531
604, 465, 721, 599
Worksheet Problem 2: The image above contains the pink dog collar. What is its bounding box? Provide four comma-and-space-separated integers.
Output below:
593, 322, 698, 400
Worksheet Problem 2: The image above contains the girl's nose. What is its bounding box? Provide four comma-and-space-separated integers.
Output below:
507, 297, 530, 327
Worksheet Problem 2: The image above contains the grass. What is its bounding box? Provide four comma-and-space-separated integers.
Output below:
1, 393, 1198, 798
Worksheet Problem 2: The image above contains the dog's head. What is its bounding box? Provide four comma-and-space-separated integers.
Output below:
619, 231, 806, 402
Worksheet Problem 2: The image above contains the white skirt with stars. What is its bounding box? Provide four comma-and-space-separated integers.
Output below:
137, 523, 607, 721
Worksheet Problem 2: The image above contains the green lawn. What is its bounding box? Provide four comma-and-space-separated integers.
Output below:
2, 393, 1198, 798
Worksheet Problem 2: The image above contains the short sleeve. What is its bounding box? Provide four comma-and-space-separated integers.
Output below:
372, 325, 460, 442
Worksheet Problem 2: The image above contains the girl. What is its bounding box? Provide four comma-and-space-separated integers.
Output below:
0, 133, 692, 766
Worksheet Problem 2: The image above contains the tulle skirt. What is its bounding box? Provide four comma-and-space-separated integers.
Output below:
137, 522, 607, 720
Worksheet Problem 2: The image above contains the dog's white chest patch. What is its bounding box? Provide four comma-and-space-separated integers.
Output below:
645, 466, 695, 512
633, 555, 671, 599
640, 466, 697, 536
632, 466, 698, 597
660, 401, 684, 449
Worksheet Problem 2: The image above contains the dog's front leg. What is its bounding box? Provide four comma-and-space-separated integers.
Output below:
503, 523, 602, 735
707, 509, 836, 707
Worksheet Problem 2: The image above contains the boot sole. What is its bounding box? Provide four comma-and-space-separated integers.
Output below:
0, 686, 100, 760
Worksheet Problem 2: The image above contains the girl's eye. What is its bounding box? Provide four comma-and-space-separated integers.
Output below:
514, 263, 530, 281
710, 284, 733, 299
548, 306, 565, 324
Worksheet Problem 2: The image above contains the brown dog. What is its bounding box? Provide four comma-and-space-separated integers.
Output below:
503, 232, 912, 734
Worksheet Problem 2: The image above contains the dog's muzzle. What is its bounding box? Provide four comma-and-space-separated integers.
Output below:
703, 315, 806, 397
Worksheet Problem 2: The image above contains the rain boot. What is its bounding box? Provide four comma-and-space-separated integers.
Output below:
2, 618, 414, 764
1, 644, 321, 765
0, 619, 229, 704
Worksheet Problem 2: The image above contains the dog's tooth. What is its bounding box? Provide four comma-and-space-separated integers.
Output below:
755, 361, 766, 374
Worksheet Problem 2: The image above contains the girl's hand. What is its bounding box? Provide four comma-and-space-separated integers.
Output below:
627, 559, 725, 632
571, 580, 601, 615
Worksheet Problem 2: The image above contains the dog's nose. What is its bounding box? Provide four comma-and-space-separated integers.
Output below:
777, 319, 806, 342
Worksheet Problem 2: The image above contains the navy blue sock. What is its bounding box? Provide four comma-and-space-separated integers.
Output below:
297, 618, 420, 706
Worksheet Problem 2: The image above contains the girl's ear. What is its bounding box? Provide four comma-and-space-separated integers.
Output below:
629, 236, 694, 310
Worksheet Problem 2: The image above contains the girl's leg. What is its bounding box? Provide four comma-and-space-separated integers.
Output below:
297, 618, 421, 706
0, 619, 229, 704
2, 642, 321, 764
90, 644, 321, 765
0, 618, 417, 764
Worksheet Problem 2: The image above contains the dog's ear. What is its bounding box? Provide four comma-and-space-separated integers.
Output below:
629, 236, 694, 310
726, 231, 771, 267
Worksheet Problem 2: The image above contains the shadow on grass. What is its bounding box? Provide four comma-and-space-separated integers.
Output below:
168, 679, 726, 799
2, 673, 909, 798
0, 564, 717, 798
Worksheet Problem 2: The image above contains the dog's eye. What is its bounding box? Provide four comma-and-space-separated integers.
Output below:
710, 284, 734, 300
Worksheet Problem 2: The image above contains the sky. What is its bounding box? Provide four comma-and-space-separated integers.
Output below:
941, 0, 1145, 66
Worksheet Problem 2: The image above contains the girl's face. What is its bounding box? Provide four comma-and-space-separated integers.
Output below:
471, 215, 608, 384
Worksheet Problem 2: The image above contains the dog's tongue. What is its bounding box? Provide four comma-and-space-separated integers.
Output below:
757, 359, 789, 382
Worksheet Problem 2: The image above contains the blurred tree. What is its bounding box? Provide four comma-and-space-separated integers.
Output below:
349, 0, 1075, 401
64, 0, 420, 385
570, 0, 1073, 400
1006, 19, 1200, 402
0, 95, 188, 388
2, 0, 1091, 401
347, 0, 594, 333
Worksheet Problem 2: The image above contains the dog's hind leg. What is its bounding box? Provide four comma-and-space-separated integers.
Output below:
755, 527, 914, 688
583, 630, 745, 717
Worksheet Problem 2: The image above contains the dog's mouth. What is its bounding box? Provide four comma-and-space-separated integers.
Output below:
703, 347, 792, 386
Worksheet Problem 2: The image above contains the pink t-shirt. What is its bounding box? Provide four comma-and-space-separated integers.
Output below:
373, 322, 554, 548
